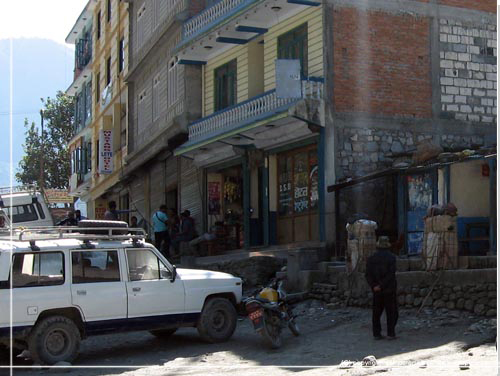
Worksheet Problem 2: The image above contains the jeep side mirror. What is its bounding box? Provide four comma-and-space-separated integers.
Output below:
170, 265, 177, 283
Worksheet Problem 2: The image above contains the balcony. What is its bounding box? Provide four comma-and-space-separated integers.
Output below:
183, 0, 254, 40
177, 0, 320, 61
180, 77, 323, 153
75, 38, 92, 71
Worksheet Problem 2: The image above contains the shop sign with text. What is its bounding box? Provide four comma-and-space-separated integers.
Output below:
99, 130, 113, 174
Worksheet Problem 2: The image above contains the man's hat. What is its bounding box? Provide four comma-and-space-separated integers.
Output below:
376, 236, 391, 249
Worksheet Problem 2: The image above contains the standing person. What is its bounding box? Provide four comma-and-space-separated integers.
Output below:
365, 236, 398, 340
74, 210, 86, 223
152, 205, 170, 258
104, 201, 135, 221
130, 216, 138, 228
57, 211, 78, 226
172, 210, 196, 251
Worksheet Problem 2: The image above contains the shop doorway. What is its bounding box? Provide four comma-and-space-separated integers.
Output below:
207, 165, 244, 250
277, 145, 319, 244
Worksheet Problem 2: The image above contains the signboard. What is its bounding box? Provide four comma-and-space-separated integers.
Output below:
275, 59, 301, 99
208, 182, 221, 215
99, 130, 113, 174
44, 189, 73, 204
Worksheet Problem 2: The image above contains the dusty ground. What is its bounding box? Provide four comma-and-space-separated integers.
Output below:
1, 301, 497, 376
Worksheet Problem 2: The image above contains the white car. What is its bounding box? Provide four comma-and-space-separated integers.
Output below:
0, 221, 242, 365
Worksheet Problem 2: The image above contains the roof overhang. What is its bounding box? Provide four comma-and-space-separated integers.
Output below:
65, 0, 96, 44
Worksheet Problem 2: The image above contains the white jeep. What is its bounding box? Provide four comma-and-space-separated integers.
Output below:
0, 221, 242, 365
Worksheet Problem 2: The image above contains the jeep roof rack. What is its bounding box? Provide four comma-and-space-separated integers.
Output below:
17, 226, 147, 243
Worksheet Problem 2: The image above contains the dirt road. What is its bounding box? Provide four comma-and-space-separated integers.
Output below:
2, 300, 497, 376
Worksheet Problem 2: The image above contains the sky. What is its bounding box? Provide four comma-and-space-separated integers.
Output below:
0, 0, 88, 187
0, 0, 88, 46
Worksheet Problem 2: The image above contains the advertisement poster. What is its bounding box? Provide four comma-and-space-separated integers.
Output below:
99, 130, 113, 174
208, 182, 221, 215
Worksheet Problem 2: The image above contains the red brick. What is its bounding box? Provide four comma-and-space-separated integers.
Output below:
439, 0, 496, 13
332, 8, 432, 118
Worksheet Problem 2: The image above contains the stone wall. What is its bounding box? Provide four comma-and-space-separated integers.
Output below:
310, 279, 496, 317
338, 126, 485, 178
203, 256, 286, 287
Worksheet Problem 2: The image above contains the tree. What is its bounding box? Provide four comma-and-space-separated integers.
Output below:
16, 92, 74, 189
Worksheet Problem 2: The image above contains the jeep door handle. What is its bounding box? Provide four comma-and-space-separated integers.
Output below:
77, 290, 87, 296
132, 287, 141, 292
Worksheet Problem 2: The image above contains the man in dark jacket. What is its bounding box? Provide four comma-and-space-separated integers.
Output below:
365, 236, 398, 340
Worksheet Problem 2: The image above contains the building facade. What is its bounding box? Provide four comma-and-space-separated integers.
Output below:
174, 0, 326, 249
121, 0, 205, 233
67, 0, 129, 219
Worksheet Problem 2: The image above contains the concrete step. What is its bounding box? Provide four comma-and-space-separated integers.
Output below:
318, 261, 346, 273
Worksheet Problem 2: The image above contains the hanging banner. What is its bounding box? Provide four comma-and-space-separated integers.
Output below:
44, 189, 73, 204
99, 130, 113, 174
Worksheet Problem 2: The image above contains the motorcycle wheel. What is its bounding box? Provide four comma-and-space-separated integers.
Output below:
288, 318, 300, 337
260, 312, 282, 349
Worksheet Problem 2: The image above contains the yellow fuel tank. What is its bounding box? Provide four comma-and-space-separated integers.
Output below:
259, 287, 278, 303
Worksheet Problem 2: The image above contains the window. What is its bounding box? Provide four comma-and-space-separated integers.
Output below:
97, 10, 101, 39
137, 89, 146, 132
4, 204, 39, 223
152, 73, 161, 121
167, 58, 179, 106
85, 80, 92, 123
10, 252, 64, 288
96, 139, 100, 170
72, 251, 120, 283
126, 249, 170, 281
137, 5, 146, 49
106, 56, 111, 86
107, 0, 111, 22
86, 142, 92, 173
278, 23, 308, 77
96, 72, 100, 105
35, 202, 46, 219
118, 37, 124, 73
214, 59, 237, 112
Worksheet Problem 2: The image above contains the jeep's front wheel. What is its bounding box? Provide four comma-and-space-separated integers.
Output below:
28, 316, 81, 365
197, 297, 237, 343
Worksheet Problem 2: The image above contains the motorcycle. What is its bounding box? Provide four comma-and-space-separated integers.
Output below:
243, 277, 300, 349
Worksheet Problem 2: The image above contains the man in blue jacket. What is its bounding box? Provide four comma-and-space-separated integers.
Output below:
365, 236, 398, 340
152, 205, 170, 258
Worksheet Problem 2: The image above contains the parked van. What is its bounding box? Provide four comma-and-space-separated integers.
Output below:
0, 188, 54, 227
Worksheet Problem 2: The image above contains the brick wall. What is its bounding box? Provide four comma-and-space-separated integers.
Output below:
332, 8, 432, 118
439, 0, 496, 14
439, 19, 497, 123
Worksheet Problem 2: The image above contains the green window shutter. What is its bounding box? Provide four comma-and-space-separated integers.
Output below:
214, 59, 237, 112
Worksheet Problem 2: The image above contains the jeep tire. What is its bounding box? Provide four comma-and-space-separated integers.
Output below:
197, 298, 237, 343
28, 316, 81, 365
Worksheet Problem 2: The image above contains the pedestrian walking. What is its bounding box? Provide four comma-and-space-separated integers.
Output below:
152, 205, 170, 258
365, 236, 398, 340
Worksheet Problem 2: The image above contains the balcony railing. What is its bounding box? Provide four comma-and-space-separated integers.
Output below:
188, 77, 323, 142
183, 0, 254, 40
75, 38, 92, 70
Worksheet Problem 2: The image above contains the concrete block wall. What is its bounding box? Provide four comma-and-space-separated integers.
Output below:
439, 19, 497, 123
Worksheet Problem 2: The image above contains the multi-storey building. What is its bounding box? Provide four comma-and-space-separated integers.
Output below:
324, 0, 497, 256
67, 0, 129, 219
66, 0, 95, 207
174, 0, 326, 249
121, 0, 204, 230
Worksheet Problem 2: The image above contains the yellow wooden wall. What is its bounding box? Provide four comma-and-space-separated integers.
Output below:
203, 5, 323, 116
263, 6, 323, 91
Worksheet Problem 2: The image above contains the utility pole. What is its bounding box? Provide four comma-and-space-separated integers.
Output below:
39, 109, 44, 193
